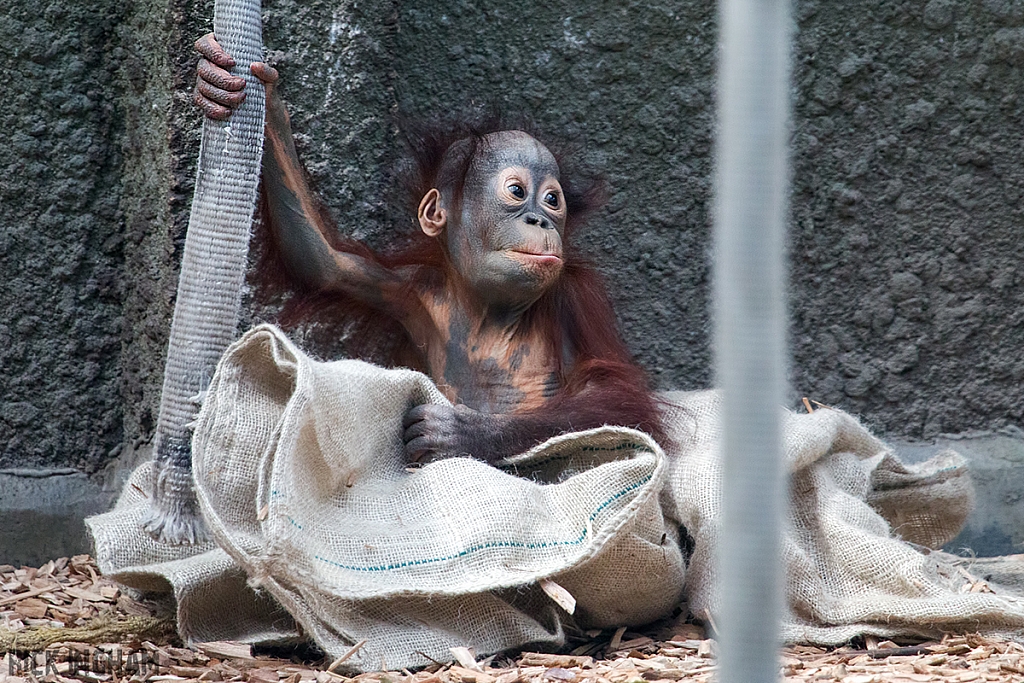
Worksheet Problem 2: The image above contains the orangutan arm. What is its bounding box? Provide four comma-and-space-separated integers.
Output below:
403, 382, 663, 465
192, 33, 406, 311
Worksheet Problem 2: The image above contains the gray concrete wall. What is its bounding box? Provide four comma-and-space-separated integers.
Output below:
789, 0, 1024, 440
5, 0, 1024, 563
1, 0, 127, 472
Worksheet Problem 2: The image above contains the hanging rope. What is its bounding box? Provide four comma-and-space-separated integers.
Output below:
142, 0, 265, 544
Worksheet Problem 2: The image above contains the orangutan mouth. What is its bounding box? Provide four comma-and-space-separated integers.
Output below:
508, 250, 563, 265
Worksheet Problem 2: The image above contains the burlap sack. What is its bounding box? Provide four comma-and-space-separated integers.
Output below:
660, 390, 1024, 644
91, 325, 684, 670
88, 324, 1024, 672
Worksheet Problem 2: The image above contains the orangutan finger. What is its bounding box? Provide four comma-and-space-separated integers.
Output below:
197, 78, 247, 108
405, 439, 432, 462
250, 62, 280, 85
194, 33, 236, 68
403, 404, 433, 428
403, 419, 431, 442
197, 57, 246, 92
193, 90, 232, 121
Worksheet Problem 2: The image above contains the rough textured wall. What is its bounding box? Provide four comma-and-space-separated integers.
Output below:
260, 0, 398, 245
0, 0, 126, 471
789, 0, 1024, 438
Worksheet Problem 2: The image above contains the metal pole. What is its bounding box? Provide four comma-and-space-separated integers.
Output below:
713, 0, 791, 681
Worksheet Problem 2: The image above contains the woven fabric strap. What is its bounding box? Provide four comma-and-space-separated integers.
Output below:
143, 0, 265, 544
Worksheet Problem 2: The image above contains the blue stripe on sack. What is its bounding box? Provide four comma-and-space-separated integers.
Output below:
511, 442, 654, 468
581, 442, 652, 453
308, 472, 653, 573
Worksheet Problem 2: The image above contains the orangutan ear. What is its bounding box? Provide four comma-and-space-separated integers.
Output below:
418, 188, 447, 237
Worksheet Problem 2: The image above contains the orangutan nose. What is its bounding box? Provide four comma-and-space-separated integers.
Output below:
524, 212, 551, 229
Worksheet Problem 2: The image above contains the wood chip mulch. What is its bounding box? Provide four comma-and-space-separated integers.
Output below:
3, 557, 1024, 682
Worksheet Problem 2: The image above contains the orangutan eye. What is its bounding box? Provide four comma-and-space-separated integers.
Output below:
507, 183, 526, 200
543, 191, 559, 208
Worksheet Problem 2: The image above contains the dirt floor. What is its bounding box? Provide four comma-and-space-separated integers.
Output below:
3, 557, 1024, 683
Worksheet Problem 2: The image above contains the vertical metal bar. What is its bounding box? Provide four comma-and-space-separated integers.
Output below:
713, 0, 791, 681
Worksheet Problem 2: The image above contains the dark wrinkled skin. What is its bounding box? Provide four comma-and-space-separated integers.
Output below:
193, 34, 608, 464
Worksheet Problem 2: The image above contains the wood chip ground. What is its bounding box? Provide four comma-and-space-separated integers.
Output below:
3, 557, 1024, 682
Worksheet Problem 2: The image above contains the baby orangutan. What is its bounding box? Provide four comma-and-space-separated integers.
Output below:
194, 34, 664, 464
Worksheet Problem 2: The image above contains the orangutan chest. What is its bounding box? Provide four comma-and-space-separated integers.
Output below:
428, 337, 560, 413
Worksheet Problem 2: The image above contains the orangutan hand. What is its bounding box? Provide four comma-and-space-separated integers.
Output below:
193, 32, 279, 121
402, 403, 503, 464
